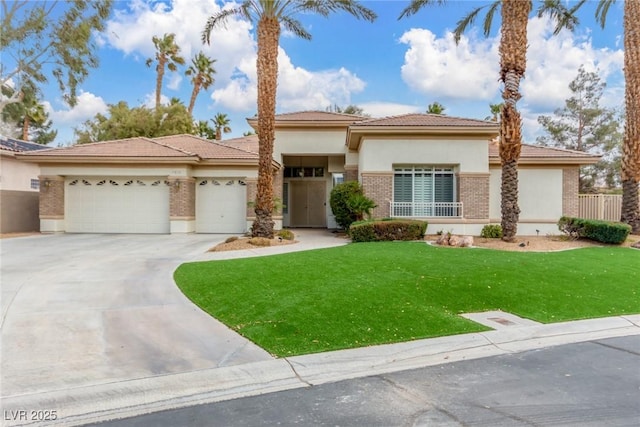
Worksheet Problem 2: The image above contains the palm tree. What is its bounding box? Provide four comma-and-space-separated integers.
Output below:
426, 101, 446, 114
592, 0, 639, 233
400, 0, 580, 242
485, 103, 503, 121
186, 52, 217, 116
195, 120, 216, 139
146, 33, 185, 110
211, 112, 231, 140
202, 1, 376, 238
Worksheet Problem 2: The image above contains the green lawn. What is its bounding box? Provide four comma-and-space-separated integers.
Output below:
175, 243, 640, 357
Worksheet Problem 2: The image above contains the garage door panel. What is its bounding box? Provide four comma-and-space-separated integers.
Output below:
65, 177, 170, 234
196, 178, 246, 233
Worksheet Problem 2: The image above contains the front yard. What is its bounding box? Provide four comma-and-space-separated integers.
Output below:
175, 242, 640, 357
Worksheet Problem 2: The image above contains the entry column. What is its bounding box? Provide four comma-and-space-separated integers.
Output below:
168, 176, 195, 233
39, 175, 65, 233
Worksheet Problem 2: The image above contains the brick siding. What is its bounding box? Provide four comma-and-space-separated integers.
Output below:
345, 165, 359, 182
169, 177, 195, 218
562, 167, 579, 217
458, 174, 490, 219
361, 173, 392, 218
39, 175, 64, 218
245, 178, 257, 220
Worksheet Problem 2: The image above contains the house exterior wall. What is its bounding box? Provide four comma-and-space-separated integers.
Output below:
273, 130, 348, 160
358, 137, 489, 173
458, 173, 490, 219
39, 175, 65, 232
0, 154, 41, 191
562, 167, 579, 217
490, 166, 565, 234
361, 173, 392, 218
169, 177, 195, 233
1, 153, 42, 232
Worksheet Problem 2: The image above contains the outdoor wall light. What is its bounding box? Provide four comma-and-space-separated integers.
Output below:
172, 180, 181, 189
42, 178, 52, 191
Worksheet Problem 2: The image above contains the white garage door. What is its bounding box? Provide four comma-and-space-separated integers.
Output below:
196, 178, 246, 233
65, 177, 170, 233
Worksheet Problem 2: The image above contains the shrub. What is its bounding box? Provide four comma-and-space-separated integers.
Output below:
558, 216, 631, 244
277, 229, 295, 241
480, 224, 503, 239
248, 237, 271, 247
330, 181, 377, 230
349, 220, 428, 243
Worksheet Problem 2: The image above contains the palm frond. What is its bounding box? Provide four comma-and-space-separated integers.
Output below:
201, 7, 247, 45
398, 0, 446, 20
280, 15, 311, 39
482, 1, 501, 38
453, 4, 487, 44
595, 0, 615, 29
537, 0, 586, 34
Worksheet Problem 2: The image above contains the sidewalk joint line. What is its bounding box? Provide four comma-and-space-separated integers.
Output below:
283, 358, 312, 387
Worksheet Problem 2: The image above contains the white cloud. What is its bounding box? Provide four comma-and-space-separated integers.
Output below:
399, 28, 499, 100
101, 0, 256, 94
398, 15, 624, 143
522, 16, 624, 112
359, 102, 422, 118
46, 91, 108, 124
211, 47, 366, 113
101, 0, 366, 115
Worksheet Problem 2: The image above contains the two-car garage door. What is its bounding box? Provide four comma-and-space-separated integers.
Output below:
65, 177, 170, 233
64, 176, 246, 234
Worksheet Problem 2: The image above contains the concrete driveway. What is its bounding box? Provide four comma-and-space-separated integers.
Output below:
1, 233, 273, 398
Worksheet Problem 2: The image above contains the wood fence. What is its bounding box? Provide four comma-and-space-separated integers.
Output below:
578, 194, 623, 221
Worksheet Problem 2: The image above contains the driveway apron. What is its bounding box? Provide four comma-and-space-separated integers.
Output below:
0, 234, 273, 398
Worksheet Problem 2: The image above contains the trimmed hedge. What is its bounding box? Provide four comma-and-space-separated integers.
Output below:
480, 224, 503, 239
558, 216, 631, 244
349, 220, 428, 243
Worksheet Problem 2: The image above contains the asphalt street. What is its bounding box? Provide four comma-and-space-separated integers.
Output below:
92, 335, 640, 427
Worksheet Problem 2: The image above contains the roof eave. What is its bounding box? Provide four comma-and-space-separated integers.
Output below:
347, 126, 499, 150
14, 155, 201, 164
489, 156, 601, 166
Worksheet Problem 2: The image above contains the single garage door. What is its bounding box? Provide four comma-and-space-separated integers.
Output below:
196, 178, 246, 233
65, 177, 170, 233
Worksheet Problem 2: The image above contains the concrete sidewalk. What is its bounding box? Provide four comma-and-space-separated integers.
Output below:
1, 230, 639, 426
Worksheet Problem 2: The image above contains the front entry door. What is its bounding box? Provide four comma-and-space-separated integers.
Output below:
290, 181, 326, 227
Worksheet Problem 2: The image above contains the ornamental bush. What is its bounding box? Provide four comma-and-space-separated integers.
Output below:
329, 181, 376, 230
480, 224, 503, 239
349, 220, 428, 243
558, 216, 631, 244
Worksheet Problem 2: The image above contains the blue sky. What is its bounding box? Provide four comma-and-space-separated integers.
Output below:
30, 0, 625, 145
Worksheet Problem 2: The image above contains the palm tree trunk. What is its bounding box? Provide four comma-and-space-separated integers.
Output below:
251, 16, 279, 238
188, 81, 200, 116
22, 116, 30, 140
622, 0, 640, 233
155, 58, 165, 110
499, 0, 530, 242
215, 128, 221, 140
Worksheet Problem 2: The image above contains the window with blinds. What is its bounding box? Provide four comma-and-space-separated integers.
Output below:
393, 166, 455, 215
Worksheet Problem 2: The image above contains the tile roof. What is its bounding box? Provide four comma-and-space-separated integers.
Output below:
220, 134, 259, 154
153, 134, 259, 159
488, 141, 600, 160
272, 111, 368, 122
350, 113, 497, 128
17, 134, 261, 163
0, 136, 51, 152
18, 137, 196, 158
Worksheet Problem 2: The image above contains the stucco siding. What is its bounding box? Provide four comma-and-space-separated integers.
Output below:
274, 130, 348, 159
0, 190, 40, 232
0, 155, 40, 191
359, 138, 489, 173
490, 167, 563, 221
